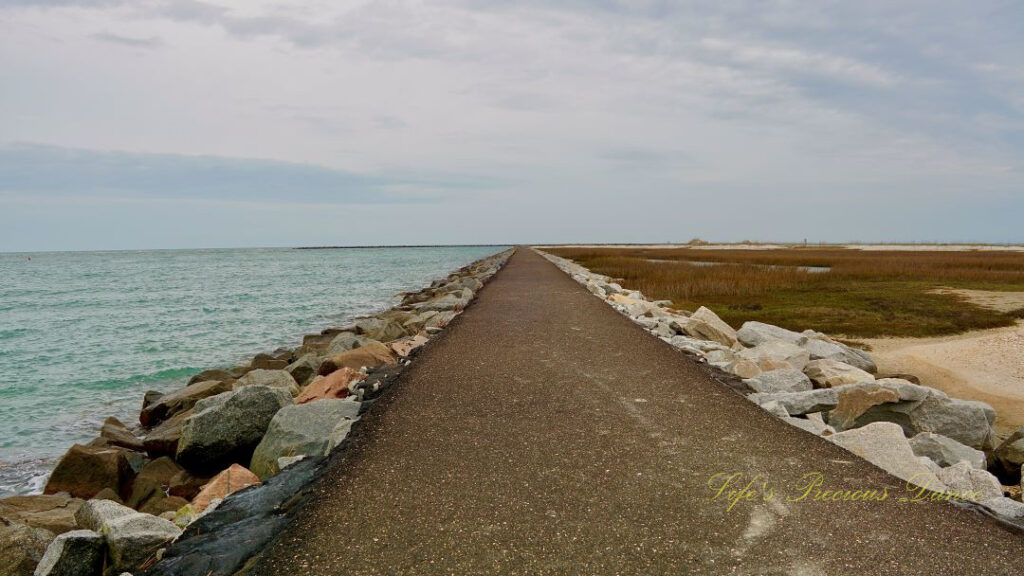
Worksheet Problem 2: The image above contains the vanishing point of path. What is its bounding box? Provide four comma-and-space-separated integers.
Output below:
255, 248, 1023, 575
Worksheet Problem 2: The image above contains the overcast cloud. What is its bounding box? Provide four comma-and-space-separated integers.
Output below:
1, 0, 1021, 250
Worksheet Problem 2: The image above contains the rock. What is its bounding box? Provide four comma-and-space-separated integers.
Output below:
743, 369, 813, 393
277, 455, 305, 471
760, 400, 790, 419
0, 495, 83, 535
909, 432, 987, 470
142, 410, 191, 457
905, 396, 994, 451
186, 368, 241, 386
176, 385, 293, 473
353, 317, 410, 343
250, 353, 288, 371
325, 332, 374, 357
166, 471, 210, 501
736, 339, 810, 372
677, 306, 737, 347
249, 399, 360, 479
91, 488, 123, 504
390, 334, 429, 358
99, 417, 145, 451
126, 457, 184, 510
800, 335, 877, 373
140, 380, 232, 427
803, 359, 874, 388
727, 358, 761, 379
827, 384, 900, 431
424, 311, 458, 329
873, 378, 936, 402
829, 422, 947, 491
74, 499, 135, 532
294, 368, 361, 404
982, 497, 1024, 520
142, 391, 164, 412
190, 464, 261, 514
44, 445, 136, 500
318, 342, 396, 376
417, 290, 473, 313
231, 369, 299, 397
782, 416, 833, 436
104, 511, 181, 571
284, 354, 320, 387
935, 461, 1003, 502
737, 321, 804, 347
749, 388, 839, 416
993, 426, 1024, 482
138, 495, 189, 518
878, 373, 920, 385
33, 529, 104, 576
0, 518, 53, 576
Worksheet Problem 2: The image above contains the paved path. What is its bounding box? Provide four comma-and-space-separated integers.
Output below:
255, 248, 1023, 575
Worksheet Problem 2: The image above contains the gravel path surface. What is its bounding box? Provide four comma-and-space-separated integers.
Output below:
254, 248, 1023, 575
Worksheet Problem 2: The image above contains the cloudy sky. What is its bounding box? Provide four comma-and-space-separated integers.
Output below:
1, 1, 1022, 251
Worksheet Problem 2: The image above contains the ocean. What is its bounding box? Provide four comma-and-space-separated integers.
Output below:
0, 246, 505, 497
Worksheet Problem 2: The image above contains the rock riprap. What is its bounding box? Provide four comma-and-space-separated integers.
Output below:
250, 399, 361, 480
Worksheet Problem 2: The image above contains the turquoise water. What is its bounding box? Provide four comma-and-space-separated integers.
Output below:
0, 246, 503, 497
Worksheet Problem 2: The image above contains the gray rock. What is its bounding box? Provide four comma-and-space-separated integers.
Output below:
737, 321, 805, 347
231, 369, 299, 396
0, 519, 54, 576
249, 399, 360, 480
800, 334, 877, 373
993, 426, 1024, 481
418, 289, 473, 312
736, 339, 810, 371
33, 529, 104, 576
905, 396, 994, 450
74, 500, 136, 533
829, 422, 947, 491
352, 317, 409, 343
760, 400, 790, 418
782, 416, 833, 436
983, 496, 1024, 520
936, 461, 1003, 503
176, 386, 293, 473
284, 354, 321, 387
743, 369, 813, 394
803, 359, 874, 388
679, 307, 737, 347
909, 432, 987, 470
749, 388, 839, 416
104, 512, 180, 571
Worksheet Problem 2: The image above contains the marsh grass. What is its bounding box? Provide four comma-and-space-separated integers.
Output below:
546, 247, 1024, 338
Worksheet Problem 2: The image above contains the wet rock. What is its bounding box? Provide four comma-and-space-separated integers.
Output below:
33, 529, 104, 576
250, 399, 360, 479
190, 464, 260, 514
284, 354, 320, 387
295, 368, 361, 404
126, 458, 184, 510
176, 385, 293, 474
936, 461, 1003, 503
319, 342, 396, 376
142, 391, 164, 412
742, 369, 813, 394
44, 445, 136, 500
0, 495, 83, 535
803, 359, 874, 388
829, 422, 947, 491
909, 432, 987, 470
736, 339, 810, 371
231, 369, 299, 397
140, 380, 232, 427
827, 384, 900, 431
142, 410, 191, 457
0, 518, 53, 576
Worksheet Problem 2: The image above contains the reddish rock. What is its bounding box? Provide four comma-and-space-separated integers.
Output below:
44, 444, 136, 500
318, 342, 396, 376
167, 470, 211, 501
390, 334, 429, 358
295, 368, 361, 404
140, 379, 232, 427
191, 464, 261, 513
828, 385, 901, 431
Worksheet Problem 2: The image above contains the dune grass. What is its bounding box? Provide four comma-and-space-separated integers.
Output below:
545, 247, 1024, 338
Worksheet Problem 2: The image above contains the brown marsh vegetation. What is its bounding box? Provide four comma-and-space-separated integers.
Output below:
545, 246, 1024, 338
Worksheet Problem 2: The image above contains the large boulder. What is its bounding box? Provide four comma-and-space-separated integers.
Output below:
33, 529, 104, 576
250, 399, 361, 480
190, 464, 260, 514
677, 307, 737, 347
0, 519, 53, 576
186, 368, 241, 386
418, 289, 473, 312
44, 445, 136, 500
0, 495, 83, 535
140, 380, 232, 427
736, 339, 810, 372
748, 388, 839, 416
354, 317, 410, 342
142, 409, 191, 457
742, 369, 813, 394
391, 334, 429, 358
737, 321, 803, 347
935, 461, 1003, 503
326, 332, 376, 356
73, 499, 135, 532
318, 342, 396, 376
905, 396, 994, 450
829, 422, 947, 491
126, 457, 185, 510
800, 333, 877, 373
231, 369, 299, 397
99, 417, 144, 451
284, 354, 321, 387
827, 384, 900, 431
104, 511, 181, 571
294, 368, 362, 404
983, 497, 1024, 520
993, 426, 1024, 482
909, 432, 987, 470
176, 385, 293, 473
803, 359, 873, 388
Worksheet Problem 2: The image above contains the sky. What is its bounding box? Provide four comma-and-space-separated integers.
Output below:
1, 0, 1022, 251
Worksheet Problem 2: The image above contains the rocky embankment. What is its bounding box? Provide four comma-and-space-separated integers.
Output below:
538, 249, 1024, 526
0, 249, 513, 576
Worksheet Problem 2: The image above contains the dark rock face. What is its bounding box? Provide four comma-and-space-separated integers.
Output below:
140, 379, 232, 427
33, 529, 104, 576
43, 444, 136, 500
100, 417, 145, 451
126, 457, 185, 510
142, 409, 192, 457
0, 518, 54, 576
